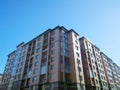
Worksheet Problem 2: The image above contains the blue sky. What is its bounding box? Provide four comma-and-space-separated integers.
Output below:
0, 0, 120, 73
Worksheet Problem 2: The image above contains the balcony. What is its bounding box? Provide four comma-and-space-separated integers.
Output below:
65, 68, 70, 74
23, 74, 27, 79
26, 78, 30, 86
27, 69, 32, 78
65, 73, 71, 83
64, 60, 70, 74
21, 80, 26, 87
40, 75, 46, 84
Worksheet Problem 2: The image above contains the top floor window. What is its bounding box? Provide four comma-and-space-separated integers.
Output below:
51, 37, 55, 42
74, 34, 77, 38
38, 36, 41, 41
51, 31, 55, 35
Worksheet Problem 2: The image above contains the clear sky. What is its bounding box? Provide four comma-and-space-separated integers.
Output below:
0, 0, 120, 73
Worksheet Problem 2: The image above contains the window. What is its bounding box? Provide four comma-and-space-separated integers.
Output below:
93, 66, 95, 70
76, 52, 80, 57
64, 42, 68, 49
44, 33, 48, 39
78, 66, 81, 72
60, 35, 63, 41
77, 59, 80, 64
50, 74, 54, 79
91, 53, 93, 57
22, 56, 25, 60
51, 50, 55, 55
33, 69, 38, 74
41, 62, 47, 74
51, 65, 54, 70
19, 68, 22, 72
23, 51, 25, 55
16, 69, 18, 73
65, 60, 70, 73
96, 79, 98, 84
35, 55, 40, 60
75, 40, 78, 44
92, 59, 94, 63
18, 74, 21, 79
14, 75, 16, 79
51, 31, 55, 35
64, 49, 69, 56
42, 54, 47, 59
40, 77, 46, 83
21, 62, 23, 66
37, 43, 40, 47
104, 77, 106, 80
89, 43, 91, 46
51, 37, 55, 42
74, 34, 77, 38
89, 49, 91, 51
38, 37, 41, 41
79, 75, 82, 81
76, 46, 79, 50
23, 46, 26, 50
32, 76, 37, 82
51, 43, 54, 48
34, 61, 39, 66
36, 48, 40, 53
64, 37, 68, 42
101, 75, 103, 79
51, 57, 54, 62
28, 69, 32, 78
17, 63, 19, 67
94, 72, 97, 76
98, 64, 100, 67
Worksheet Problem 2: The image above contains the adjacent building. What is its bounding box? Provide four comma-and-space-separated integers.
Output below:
101, 52, 120, 90
1, 26, 120, 90
100, 52, 116, 90
79, 37, 108, 90
1, 26, 85, 90
112, 63, 120, 90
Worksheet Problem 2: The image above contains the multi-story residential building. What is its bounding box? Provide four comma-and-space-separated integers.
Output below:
100, 52, 116, 90
1, 26, 85, 90
1, 26, 120, 90
79, 37, 108, 90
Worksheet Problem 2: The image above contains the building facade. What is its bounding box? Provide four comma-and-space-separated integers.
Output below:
1, 26, 85, 90
1, 26, 120, 90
